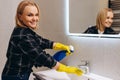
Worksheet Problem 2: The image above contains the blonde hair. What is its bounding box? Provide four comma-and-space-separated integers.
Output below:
96, 8, 113, 31
15, 0, 40, 28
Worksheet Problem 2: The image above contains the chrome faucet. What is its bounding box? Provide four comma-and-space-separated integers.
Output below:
78, 60, 89, 74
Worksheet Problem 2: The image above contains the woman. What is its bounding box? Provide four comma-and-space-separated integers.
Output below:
1, 0, 83, 80
84, 8, 117, 34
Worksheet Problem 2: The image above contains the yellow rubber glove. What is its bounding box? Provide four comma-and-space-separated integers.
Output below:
57, 63, 84, 76
53, 43, 72, 56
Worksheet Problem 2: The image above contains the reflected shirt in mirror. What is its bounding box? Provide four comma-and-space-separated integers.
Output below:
84, 26, 118, 34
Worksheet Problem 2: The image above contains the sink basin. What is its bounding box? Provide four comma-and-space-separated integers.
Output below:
32, 69, 70, 80
67, 74, 89, 80
30, 69, 113, 80
68, 73, 113, 80
84, 73, 113, 80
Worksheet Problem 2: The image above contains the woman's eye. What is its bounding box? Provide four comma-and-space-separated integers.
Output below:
35, 13, 39, 16
28, 14, 33, 16
111, 18, 113, 20
107, 17, 109, 19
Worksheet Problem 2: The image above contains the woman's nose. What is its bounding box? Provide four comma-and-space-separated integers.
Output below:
32, 16, 38, 21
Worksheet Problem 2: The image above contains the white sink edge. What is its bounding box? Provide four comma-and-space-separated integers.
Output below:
83, 73, 113, 80
31, 69, 113, 80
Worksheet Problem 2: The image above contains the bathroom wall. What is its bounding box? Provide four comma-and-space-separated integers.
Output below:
0, 0, 21, 77
0, 0, 120, 80
66, 36, 120, 80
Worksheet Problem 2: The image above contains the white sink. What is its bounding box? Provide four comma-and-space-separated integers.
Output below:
31, 69, 70, 80
68, 73, 113, 80
30, 69, 113, 80
68, 74, 89, 80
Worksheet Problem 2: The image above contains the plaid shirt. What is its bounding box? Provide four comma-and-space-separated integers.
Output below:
2, 27, 57, 76
84, 26, 118, 34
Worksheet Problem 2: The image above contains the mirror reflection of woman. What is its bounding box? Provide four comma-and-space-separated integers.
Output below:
84, 8, 118, 34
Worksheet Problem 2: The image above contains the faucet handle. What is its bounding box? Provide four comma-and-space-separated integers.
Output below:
80, 60, 89, 66
77, 60, 89, 74
78, 65, 89, 74
85, 61, 89, 66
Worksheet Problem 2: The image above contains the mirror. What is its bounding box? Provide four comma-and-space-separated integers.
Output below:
68, 0, 120, 38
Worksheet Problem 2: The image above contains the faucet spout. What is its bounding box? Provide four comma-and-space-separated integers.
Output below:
78, 60, 89, 74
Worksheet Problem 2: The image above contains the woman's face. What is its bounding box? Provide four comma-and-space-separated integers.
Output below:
20, 5, 39, 29
103, 11, 113, 28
